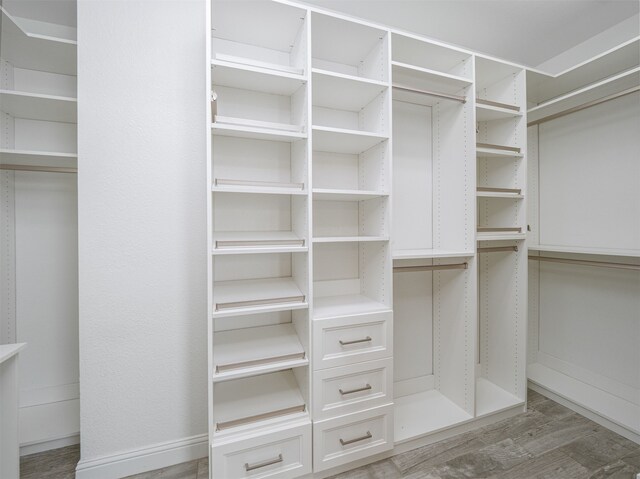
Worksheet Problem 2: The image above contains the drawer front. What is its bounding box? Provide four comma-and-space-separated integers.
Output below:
213, 422, 311, 479
313, 311, 392, 370
313, 405, 394, 472
313, 358, 393, 420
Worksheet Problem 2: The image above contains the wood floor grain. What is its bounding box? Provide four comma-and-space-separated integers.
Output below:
20, 389, 640, 479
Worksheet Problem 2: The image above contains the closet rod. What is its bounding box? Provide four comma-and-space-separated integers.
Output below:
528, 255, 640, 271
478, 246, 519, 253
392, 83, 466, 104
527, 85, 640, 127
0, 164, 77, 174
393, 263, 468, 273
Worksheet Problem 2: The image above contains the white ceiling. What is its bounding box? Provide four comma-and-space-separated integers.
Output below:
3, 0, 77, 27
300, 0, 639, 68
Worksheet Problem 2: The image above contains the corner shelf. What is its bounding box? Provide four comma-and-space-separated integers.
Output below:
213, 324, 307, 382
211, 58, 306, 96
212, 232, 307, 255
312, 126, 387, 155
313, 294, 390, 320
0, 90, 77, 123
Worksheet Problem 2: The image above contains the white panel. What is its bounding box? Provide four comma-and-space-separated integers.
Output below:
313, 243, 358, 282
14, 119, 76, 153
539, 93, 640, 252
391, 100, 432, 251
213, 193, 291, 232
312, 151, 359, 190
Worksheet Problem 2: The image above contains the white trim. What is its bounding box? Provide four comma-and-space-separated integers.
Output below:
20, 433, 79, 456
75, 434, 208, 479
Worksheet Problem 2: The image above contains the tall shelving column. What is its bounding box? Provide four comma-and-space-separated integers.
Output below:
309, 12, 394, 472
207, 2, 312, 478
474, 57, 528, 416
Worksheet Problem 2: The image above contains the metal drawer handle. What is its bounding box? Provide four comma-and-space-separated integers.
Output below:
339, 384, 372, 395
245, 454, 283, 471
339, 336, 371, 346
340, 431, 372, 446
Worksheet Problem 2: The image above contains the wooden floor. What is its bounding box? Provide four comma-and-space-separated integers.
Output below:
20, 390, 640, 479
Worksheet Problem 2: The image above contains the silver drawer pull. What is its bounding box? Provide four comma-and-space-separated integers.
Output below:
340, 431, 372, 446
339, 384, 372, 395
339, 336, 371, 346
245, 454, 283, 471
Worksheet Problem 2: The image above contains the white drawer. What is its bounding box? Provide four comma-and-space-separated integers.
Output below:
313, 405, 394, 472
313, 358, 393, 420
212, 422, 311, 479
312, 311, 392, 370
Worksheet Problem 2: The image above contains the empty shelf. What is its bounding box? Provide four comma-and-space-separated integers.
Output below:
528, 244, 640, 258
392, 61, 472, 96
212, 121, 306, 142
213, 277, 307, 318
477, 227, 525, 241
212, 231, 307, 255
394, 390, 473, 444
312, 126, 387, 155
212, 178, 306, 195
475, 378, 524, 417
213, 324, 307, 382
212, 59, 306, 96
313, 189, 388, 201
476, 101, 522, 121
214, 53, 304, 76
476, 143, 520, 154
476, 146, 524, 159
0, 149, 77, 168
312, 236, 389, 244
313, 294, 390, 319
477, 187, 523, 199
312, 68, 387, 111
0, 90, 77, 123
214, 370, 308, 433
393, 249, 474, 260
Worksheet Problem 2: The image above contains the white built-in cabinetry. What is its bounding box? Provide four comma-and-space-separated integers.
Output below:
207, 2, 528, 477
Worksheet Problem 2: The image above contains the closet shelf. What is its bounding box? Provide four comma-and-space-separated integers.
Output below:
394, 390, 473, 444
212, 178, 306, 196
477, 187, 523, 199
528, 244, 640, 258
0, 7, 77, 76
392, 61, 472, 96
475, 378, 524, 417
312, 68, 388, 111
392, 249, 474, 260
478, 227, 526, 241
213, 277, 308, 318
213, 370, 308, 436
212, 232, 307, 255
476, 146, 524, 159
0, 149, 77, 168
313, 294, 390, 320
212, 122, 306, 142
213, 324, 307, 382
312, 236, 388, 244
312, 188, 389, 201
312, 126, 387, 155
214, 53, 304, 77
211, 58, 306, 96
476, 102, 523, 121
0, 90, 77, 123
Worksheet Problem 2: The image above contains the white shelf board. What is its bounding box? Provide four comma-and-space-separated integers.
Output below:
213, 277, 308, 318
312, 126, 387, 155
312, 68, 387, 111
476, 103, 523, 121
213, 324, 307, 382
0, 149, 77, 168
212, 123, 306, 142
312, 236, 389, 243
477, 232, 526, 241
476, 147, 524, 159
0, 7, 77, 76
394, 390, 473, 444
392, 61, 472, 96
212, 59, 306, 96
476, 378, 524, 418
528, 66, 640, 123
0, 90, 77, 123
0, 343, 26, 364
477, 191, 524, 199
212, 231, 308, 255
528, 244, 640, 259
528, 363, 640, 435
213, 370, 308, 436
393, 249, 474, 260
212, 184, 307, 196
313, 294, 390, 320
312, 188, 388, 201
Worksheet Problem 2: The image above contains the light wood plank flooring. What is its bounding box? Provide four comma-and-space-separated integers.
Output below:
20, 390, 640, 479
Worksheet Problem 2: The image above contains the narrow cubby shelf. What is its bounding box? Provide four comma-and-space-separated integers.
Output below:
394, 390, 473, 444
213, 370, 309, 436
0, 90, 77, 124
212, 324, 308, 382
213, 53, 304, 77
475, 378, 524, 417
476, 146, 524, 159
312, 189, 388, 201
213, 179, 306, 196
313, 294, 390, 320
312, 236, 389, 243
212, 232, 307, 255
312, 126, 387, 155
212, 277, 308, 318
312, 68, 388, 112
211, 59, 306, 96
392, 249, 474, 260
477, 230, 526, 241
476, 187, 523, 199
476, 102, 522, 122
392, 61, 472, 96
212, 123, 306, 142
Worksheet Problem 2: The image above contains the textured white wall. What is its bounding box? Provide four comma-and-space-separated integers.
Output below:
77, 0, 207, 467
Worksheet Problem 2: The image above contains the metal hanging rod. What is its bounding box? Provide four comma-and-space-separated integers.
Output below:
478, 246, 519, 253
394, 263, 468, 273
528, 85, 640, 127
392, 83, 466, 104
0, 164, 77, 174
528, 255, 640, 271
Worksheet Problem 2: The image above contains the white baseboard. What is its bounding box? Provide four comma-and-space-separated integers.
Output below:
75, 434, 208, 479
21, 433, 80, 456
